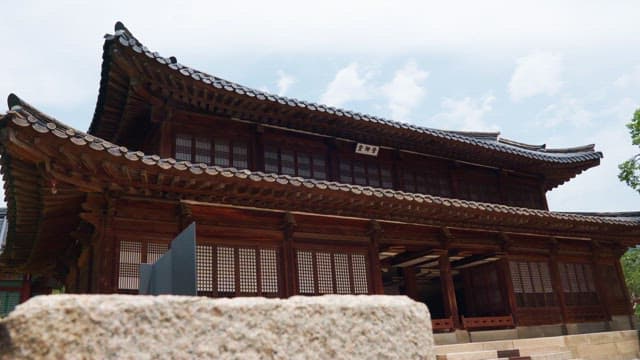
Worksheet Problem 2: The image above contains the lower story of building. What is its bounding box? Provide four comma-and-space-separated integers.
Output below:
53, 196, 635, 341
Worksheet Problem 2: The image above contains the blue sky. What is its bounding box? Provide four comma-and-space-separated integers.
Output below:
1, 0, 639, 211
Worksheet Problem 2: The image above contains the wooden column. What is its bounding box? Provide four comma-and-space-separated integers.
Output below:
19, 274, 31, 303
498, 256, 518, 326
91, 195, 119, 294
439, 252, 460, 328
179, 202, 195, 231
590, 241, 612, 328
549, 239, 569, 332
498, 234, 518, 325
403, 266, 418, 300
368, 220, 384, 294
282, 212, 297, 297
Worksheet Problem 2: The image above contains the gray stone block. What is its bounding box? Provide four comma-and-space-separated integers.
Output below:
0, 294, 435, 359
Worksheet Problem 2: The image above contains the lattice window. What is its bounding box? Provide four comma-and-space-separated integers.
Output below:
339, 162, 352, 183
239, 248, 258, 294
214, 139, 231, 167
530, 262, 543, 293
334, 253, 351, 294
402, 169, 452, 197
217, 246, 236, 294
264, 146, 328, 180
559, 262, 598, 306
260, 249, 279, 295
175, 134, 192, 162
0, 291, 20, 317
352, 254, 369, 294
510, 262, 523, 293
195, 138, 211, 164
509, 261, 555, 308
174, 134, 248, 169
146, 243, 168, 264
264, 147, 280, 173
353, 161, 367, 185
194, 245, 281, 297
312, 155, 327, 180
340, 158, 393, 189
118, 241, 142, 290
281, 150, 296, 176
196, 245, 214, 292
297, 251, 315, 294
297, 153, 311, 178
295, 248, 370, 295
366, 164, 380, 187
316, 252, 334, 294
232, 143, 248, 169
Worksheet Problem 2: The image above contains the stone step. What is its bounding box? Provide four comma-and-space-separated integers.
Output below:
436, 350, 498, 360
519, 346, 570, 356
528, 351, 572, 360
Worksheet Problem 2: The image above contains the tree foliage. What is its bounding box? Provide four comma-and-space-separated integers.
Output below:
618, 109, 640, 193
621, 248, 640, 315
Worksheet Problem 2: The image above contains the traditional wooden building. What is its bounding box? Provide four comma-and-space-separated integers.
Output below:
1, 22, 639, 340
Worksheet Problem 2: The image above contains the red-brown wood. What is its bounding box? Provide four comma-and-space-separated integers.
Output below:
439, 254, 461, 328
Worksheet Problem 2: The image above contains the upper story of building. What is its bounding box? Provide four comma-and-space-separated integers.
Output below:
88, 22, 603, 210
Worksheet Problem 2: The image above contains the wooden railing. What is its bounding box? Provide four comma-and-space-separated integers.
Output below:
431, 317, 454, 332
461, 315, 514, 330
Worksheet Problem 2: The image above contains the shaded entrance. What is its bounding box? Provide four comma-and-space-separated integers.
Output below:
382, 248, 513, 332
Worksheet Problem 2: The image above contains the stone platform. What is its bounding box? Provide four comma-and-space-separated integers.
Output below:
0, 294, 435, 359
435, 329, 639, 360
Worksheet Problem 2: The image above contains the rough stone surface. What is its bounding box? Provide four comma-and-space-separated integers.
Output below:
0, 294, 435, 360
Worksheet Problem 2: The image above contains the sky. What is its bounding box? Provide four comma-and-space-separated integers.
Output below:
1, 0, 639, 212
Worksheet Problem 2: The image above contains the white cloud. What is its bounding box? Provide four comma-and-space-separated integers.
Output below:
614, 65, 640, 88
276, 70, 296, 96
546, 98, 639, 211
537, 97, 593, 128
320, 63, 374, 107
508, 52, 563, 101
430, 94, 498, 131
380, 61, 429, 121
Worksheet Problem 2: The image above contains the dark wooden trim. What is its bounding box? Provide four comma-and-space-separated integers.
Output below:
549, 245, 569, 331
282, 212, 296, 297
368, 220, 384, 294
440, 254, 461, 328
499, 256, 518, 326
402, 266, 418, 300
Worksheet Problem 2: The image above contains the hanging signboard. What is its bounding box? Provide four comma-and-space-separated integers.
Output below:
355, 143, 379, 157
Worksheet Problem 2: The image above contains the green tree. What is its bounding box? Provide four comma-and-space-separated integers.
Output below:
618, 109, 640, 192
621, 248, 640, 316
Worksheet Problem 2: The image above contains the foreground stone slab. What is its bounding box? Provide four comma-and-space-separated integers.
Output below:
0, 294, 434, 359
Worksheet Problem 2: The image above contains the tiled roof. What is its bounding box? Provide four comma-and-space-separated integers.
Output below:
93, 22, 603, 166
5, 94, 638, 229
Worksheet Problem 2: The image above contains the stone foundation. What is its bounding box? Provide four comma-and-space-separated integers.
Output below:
0, 294, 435, 359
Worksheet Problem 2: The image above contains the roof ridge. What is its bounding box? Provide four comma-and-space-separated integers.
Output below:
99, 22, 602, 163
